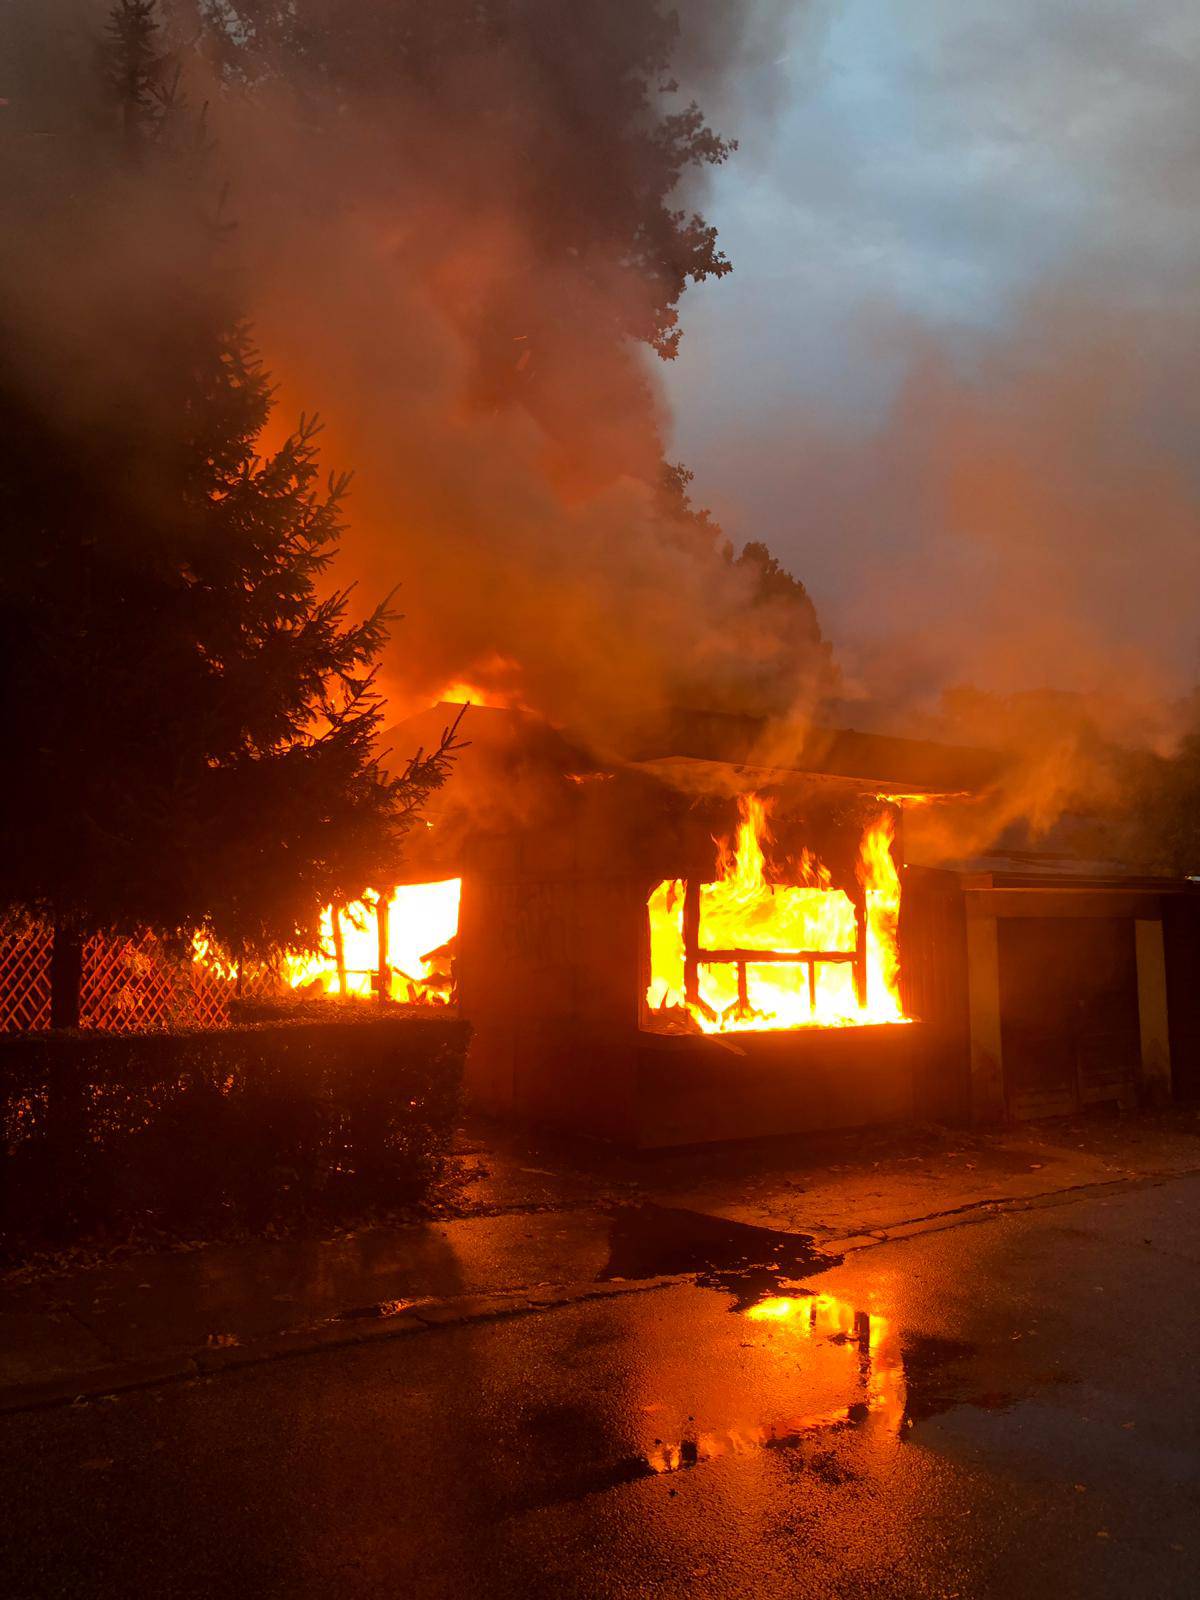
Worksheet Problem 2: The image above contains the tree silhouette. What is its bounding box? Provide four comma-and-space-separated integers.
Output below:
0, 1, 458, 1023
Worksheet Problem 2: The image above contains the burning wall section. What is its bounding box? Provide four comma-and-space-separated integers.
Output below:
645, 795, 907, 1034
0, 883, 465, 1034
282, 880, 462, 1007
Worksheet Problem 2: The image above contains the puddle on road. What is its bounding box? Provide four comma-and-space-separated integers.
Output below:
330, 1205, 1018, 1504
643, 1288, 909, 1473
594, 1206, 1014, 1482
640, 1290, 1001, 1476
598, 1203, 841, 1306
595, 1208, 957, 1477
597, 1205, 1012, 1473
501, 1281, 1013, 1513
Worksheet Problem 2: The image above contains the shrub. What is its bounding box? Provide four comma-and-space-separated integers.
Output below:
0, 1014, 468, 1256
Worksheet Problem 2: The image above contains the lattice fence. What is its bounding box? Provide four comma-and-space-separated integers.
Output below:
0, 925, 54, 1032
0, 925, 280, 1033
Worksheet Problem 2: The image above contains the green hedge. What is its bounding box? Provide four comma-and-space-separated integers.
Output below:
0, 1014, 469, 1255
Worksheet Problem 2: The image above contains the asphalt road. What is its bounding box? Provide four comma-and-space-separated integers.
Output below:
3, 1175, 1198, 1599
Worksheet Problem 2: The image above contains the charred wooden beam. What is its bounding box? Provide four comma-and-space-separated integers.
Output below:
376, 893, 391, 1003
854, 900, 868, 1007
697, 948, 857, 965
683, 878, 701, 1006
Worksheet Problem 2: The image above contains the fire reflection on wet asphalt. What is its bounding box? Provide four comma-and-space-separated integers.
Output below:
641, 1288, 908, 1474
595, 1203, 992, 1483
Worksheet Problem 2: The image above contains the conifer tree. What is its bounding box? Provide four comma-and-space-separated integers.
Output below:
106, 0, 168, 154
0, 1, 458, 1023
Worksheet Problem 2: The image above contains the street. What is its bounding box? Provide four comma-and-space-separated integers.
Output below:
3, 1172, 1198, 1599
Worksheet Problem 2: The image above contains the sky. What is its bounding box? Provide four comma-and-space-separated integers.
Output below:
667, 0, 1200, 715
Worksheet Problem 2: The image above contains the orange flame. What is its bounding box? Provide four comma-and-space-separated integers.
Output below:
283, 879, 462, 1004
436, 681, 498, 707
433, 653, 528, 710
645, 796, 908, 1033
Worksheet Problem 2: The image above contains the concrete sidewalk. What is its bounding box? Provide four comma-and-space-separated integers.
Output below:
3, 1107, 1198, 1413
453, 1103, 1200, 1236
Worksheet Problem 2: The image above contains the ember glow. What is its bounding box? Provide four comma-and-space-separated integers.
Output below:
873, 790, 977, 809
645, 797, 907, 1033
284, 879, 462, 1004
436, 683, 495, 707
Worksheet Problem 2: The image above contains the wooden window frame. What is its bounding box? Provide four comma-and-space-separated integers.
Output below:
680, 879, 869, 1021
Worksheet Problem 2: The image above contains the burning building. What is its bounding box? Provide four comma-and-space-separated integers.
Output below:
0, 689, 1184, 1149
4, 695, 1197, 1142
277, 697, 1198, 1146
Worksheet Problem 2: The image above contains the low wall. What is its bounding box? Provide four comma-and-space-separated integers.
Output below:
635, 1023, 919, 1147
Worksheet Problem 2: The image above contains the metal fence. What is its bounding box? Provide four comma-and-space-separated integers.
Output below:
0, 925, 277, 1033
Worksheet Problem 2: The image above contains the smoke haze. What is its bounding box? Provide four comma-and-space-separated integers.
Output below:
671, 0, 1200, 724
1, 0, 829, 754
5, 0, 1196, 859
187, 0, 825, 747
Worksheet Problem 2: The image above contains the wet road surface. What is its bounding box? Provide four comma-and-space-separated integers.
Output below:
3, 1174, 1198, 1598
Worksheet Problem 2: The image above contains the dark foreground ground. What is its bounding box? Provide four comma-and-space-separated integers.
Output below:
3, 1167, 1198, 1599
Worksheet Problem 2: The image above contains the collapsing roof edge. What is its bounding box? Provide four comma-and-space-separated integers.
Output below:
379, 701, 1003, 798
625, 710, 1001, 796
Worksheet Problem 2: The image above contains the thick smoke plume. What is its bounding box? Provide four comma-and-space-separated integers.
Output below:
665, 0, 1200, 857
1, 0, 821, 758
763, 293, 1200, 858
11, 1, 1189, 865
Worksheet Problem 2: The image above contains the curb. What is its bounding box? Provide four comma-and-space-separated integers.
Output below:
0, 1278, 679, 1415
0, 1357, 197, 1416
824, 1167, 1197, 1252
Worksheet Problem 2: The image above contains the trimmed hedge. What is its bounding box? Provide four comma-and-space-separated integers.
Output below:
0, 1013, 469, 1255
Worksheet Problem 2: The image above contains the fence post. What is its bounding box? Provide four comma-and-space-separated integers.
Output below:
332, 907, 347, 997
376, 893, 391, 1003
50, 923, 83, 1030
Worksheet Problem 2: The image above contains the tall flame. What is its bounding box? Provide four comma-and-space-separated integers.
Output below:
646, 796, 907, 1033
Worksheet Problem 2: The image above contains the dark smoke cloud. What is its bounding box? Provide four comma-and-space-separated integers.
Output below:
178, 0, 825, 748
2, 0, 826, 758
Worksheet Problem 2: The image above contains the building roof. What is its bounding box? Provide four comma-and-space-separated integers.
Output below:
625, 708, 1002, 796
